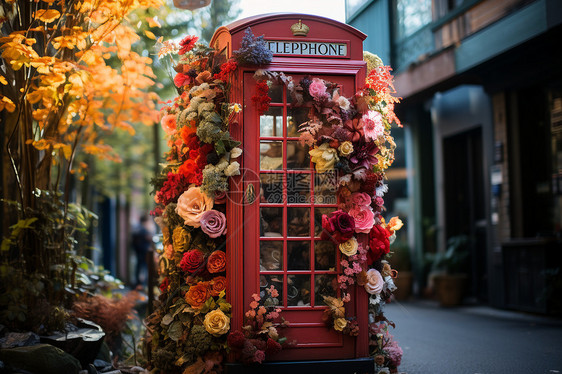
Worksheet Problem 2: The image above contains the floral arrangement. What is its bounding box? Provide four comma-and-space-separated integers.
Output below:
149, 25, 403, 372
252, 51, 404, 371
227, 286, 288, 364
146, 36, 243, 373
369, 321, 403, 373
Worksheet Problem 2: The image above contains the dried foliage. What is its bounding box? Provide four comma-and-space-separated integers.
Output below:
72, 291, 141, 345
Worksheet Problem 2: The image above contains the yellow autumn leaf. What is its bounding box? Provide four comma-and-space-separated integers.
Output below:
26, 90, 43, 104
35, 9, 60, 23
144, 30, 156, 40
31, 139, 50, 151
147, 17, 161, 28
53, 143, 72, 160
0, 96, 16, 113
0, 76, 7, 85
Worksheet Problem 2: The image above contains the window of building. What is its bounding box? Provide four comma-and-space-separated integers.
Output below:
394, 0, 432, 40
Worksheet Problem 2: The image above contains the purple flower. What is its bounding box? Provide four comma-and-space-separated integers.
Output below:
200, 209, 227, 238
350, 140, 378, 168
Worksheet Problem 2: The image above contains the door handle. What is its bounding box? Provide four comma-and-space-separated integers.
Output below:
245, 183, 256, 205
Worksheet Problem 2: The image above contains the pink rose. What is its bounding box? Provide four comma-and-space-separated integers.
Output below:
176, 187, 214, 228
349, 207, 375, 233
364, 268, 384, 295
351, 192, 372, 208
308, 78, 328, 100
200, 209, 227, 238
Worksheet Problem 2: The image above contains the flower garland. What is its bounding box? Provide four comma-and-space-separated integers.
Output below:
147, 38, 244, 373
253, 56, 404, 370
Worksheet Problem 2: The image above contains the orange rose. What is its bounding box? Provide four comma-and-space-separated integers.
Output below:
207, 250, 226, 273
185, 282, 210, 309
209, 276, 227, 296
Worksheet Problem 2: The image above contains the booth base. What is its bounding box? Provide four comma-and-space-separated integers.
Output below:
225, 357, 375, 374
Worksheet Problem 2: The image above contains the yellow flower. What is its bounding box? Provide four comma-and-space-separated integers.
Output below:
172, 226, 188, 252
333, 317, 347, 331
203, 308, 230, 337
338, 141, 354, 156
309, 143, 339, 173
339, 237, 358, 257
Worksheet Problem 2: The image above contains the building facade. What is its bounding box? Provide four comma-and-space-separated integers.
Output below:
347, 0, 562, 312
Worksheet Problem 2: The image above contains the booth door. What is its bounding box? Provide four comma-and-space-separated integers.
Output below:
243, 72, 356, 360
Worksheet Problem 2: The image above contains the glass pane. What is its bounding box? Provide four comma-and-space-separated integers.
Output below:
314, 171, 338, 204
269, 83, 283, 103
260, 173, 284, 203
260, 241, 283, 271
287, 241, 310, 270
287, 106, 310, 137
260, 141, 283, 170
260, 107, 283, 137
287, 173, 310, 204
287, 207, 310, 237
287, 274, 311, 306
287, 141, 310, 169
315, 274, 337, 306
260, 274, 284, 306
315, 241, 336, 271
314, 207, 334, 236
261, 207, 283, 237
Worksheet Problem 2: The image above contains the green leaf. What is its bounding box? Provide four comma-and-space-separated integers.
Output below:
168, 321, 183, 342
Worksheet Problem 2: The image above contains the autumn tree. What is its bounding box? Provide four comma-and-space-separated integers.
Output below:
0, 0, 161, 331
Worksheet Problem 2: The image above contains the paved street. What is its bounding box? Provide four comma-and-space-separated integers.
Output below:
386, 300, 562, 374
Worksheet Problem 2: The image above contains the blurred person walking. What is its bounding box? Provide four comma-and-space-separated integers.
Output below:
132, 215, 153, 288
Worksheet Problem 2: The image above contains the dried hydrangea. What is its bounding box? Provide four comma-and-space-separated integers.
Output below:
233, 27, 273, 66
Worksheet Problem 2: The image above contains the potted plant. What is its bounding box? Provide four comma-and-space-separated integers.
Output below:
426, 235, 469, 307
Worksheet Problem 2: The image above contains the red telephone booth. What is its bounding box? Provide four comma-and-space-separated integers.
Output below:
211, 14, 374, 372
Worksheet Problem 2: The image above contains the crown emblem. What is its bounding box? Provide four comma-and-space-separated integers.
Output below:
290, 20, 309, 37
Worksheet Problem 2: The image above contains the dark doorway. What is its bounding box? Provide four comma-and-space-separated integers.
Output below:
443, 127, 488, 301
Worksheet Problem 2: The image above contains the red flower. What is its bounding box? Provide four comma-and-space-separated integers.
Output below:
265, 338, 282, 355
159, 277, 170, 293
180, 249, 205, 273
320, 210, 355, 244
227, 330, 246, 349
213, 60, 238, 82
367, 224, 391, 265
252, 80, 271, 115
174, 73, 192, 88
179, 35, 199, 55
156, 172, 190, 206
178, 159, 202, 185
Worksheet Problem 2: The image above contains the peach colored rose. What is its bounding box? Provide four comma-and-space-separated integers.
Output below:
204, 308, 230, 337
176, 187, 213, 228
185, 282, 210, 309
364, 268, 384, 295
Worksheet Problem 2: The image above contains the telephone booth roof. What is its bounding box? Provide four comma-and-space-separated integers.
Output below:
211, 13, 367, 62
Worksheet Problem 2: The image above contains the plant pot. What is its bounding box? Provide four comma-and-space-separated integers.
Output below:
434, 273, 467, 307
393, 271, 413, 300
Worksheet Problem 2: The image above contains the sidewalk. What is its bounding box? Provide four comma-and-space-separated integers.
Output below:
386, 300, 562, 374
